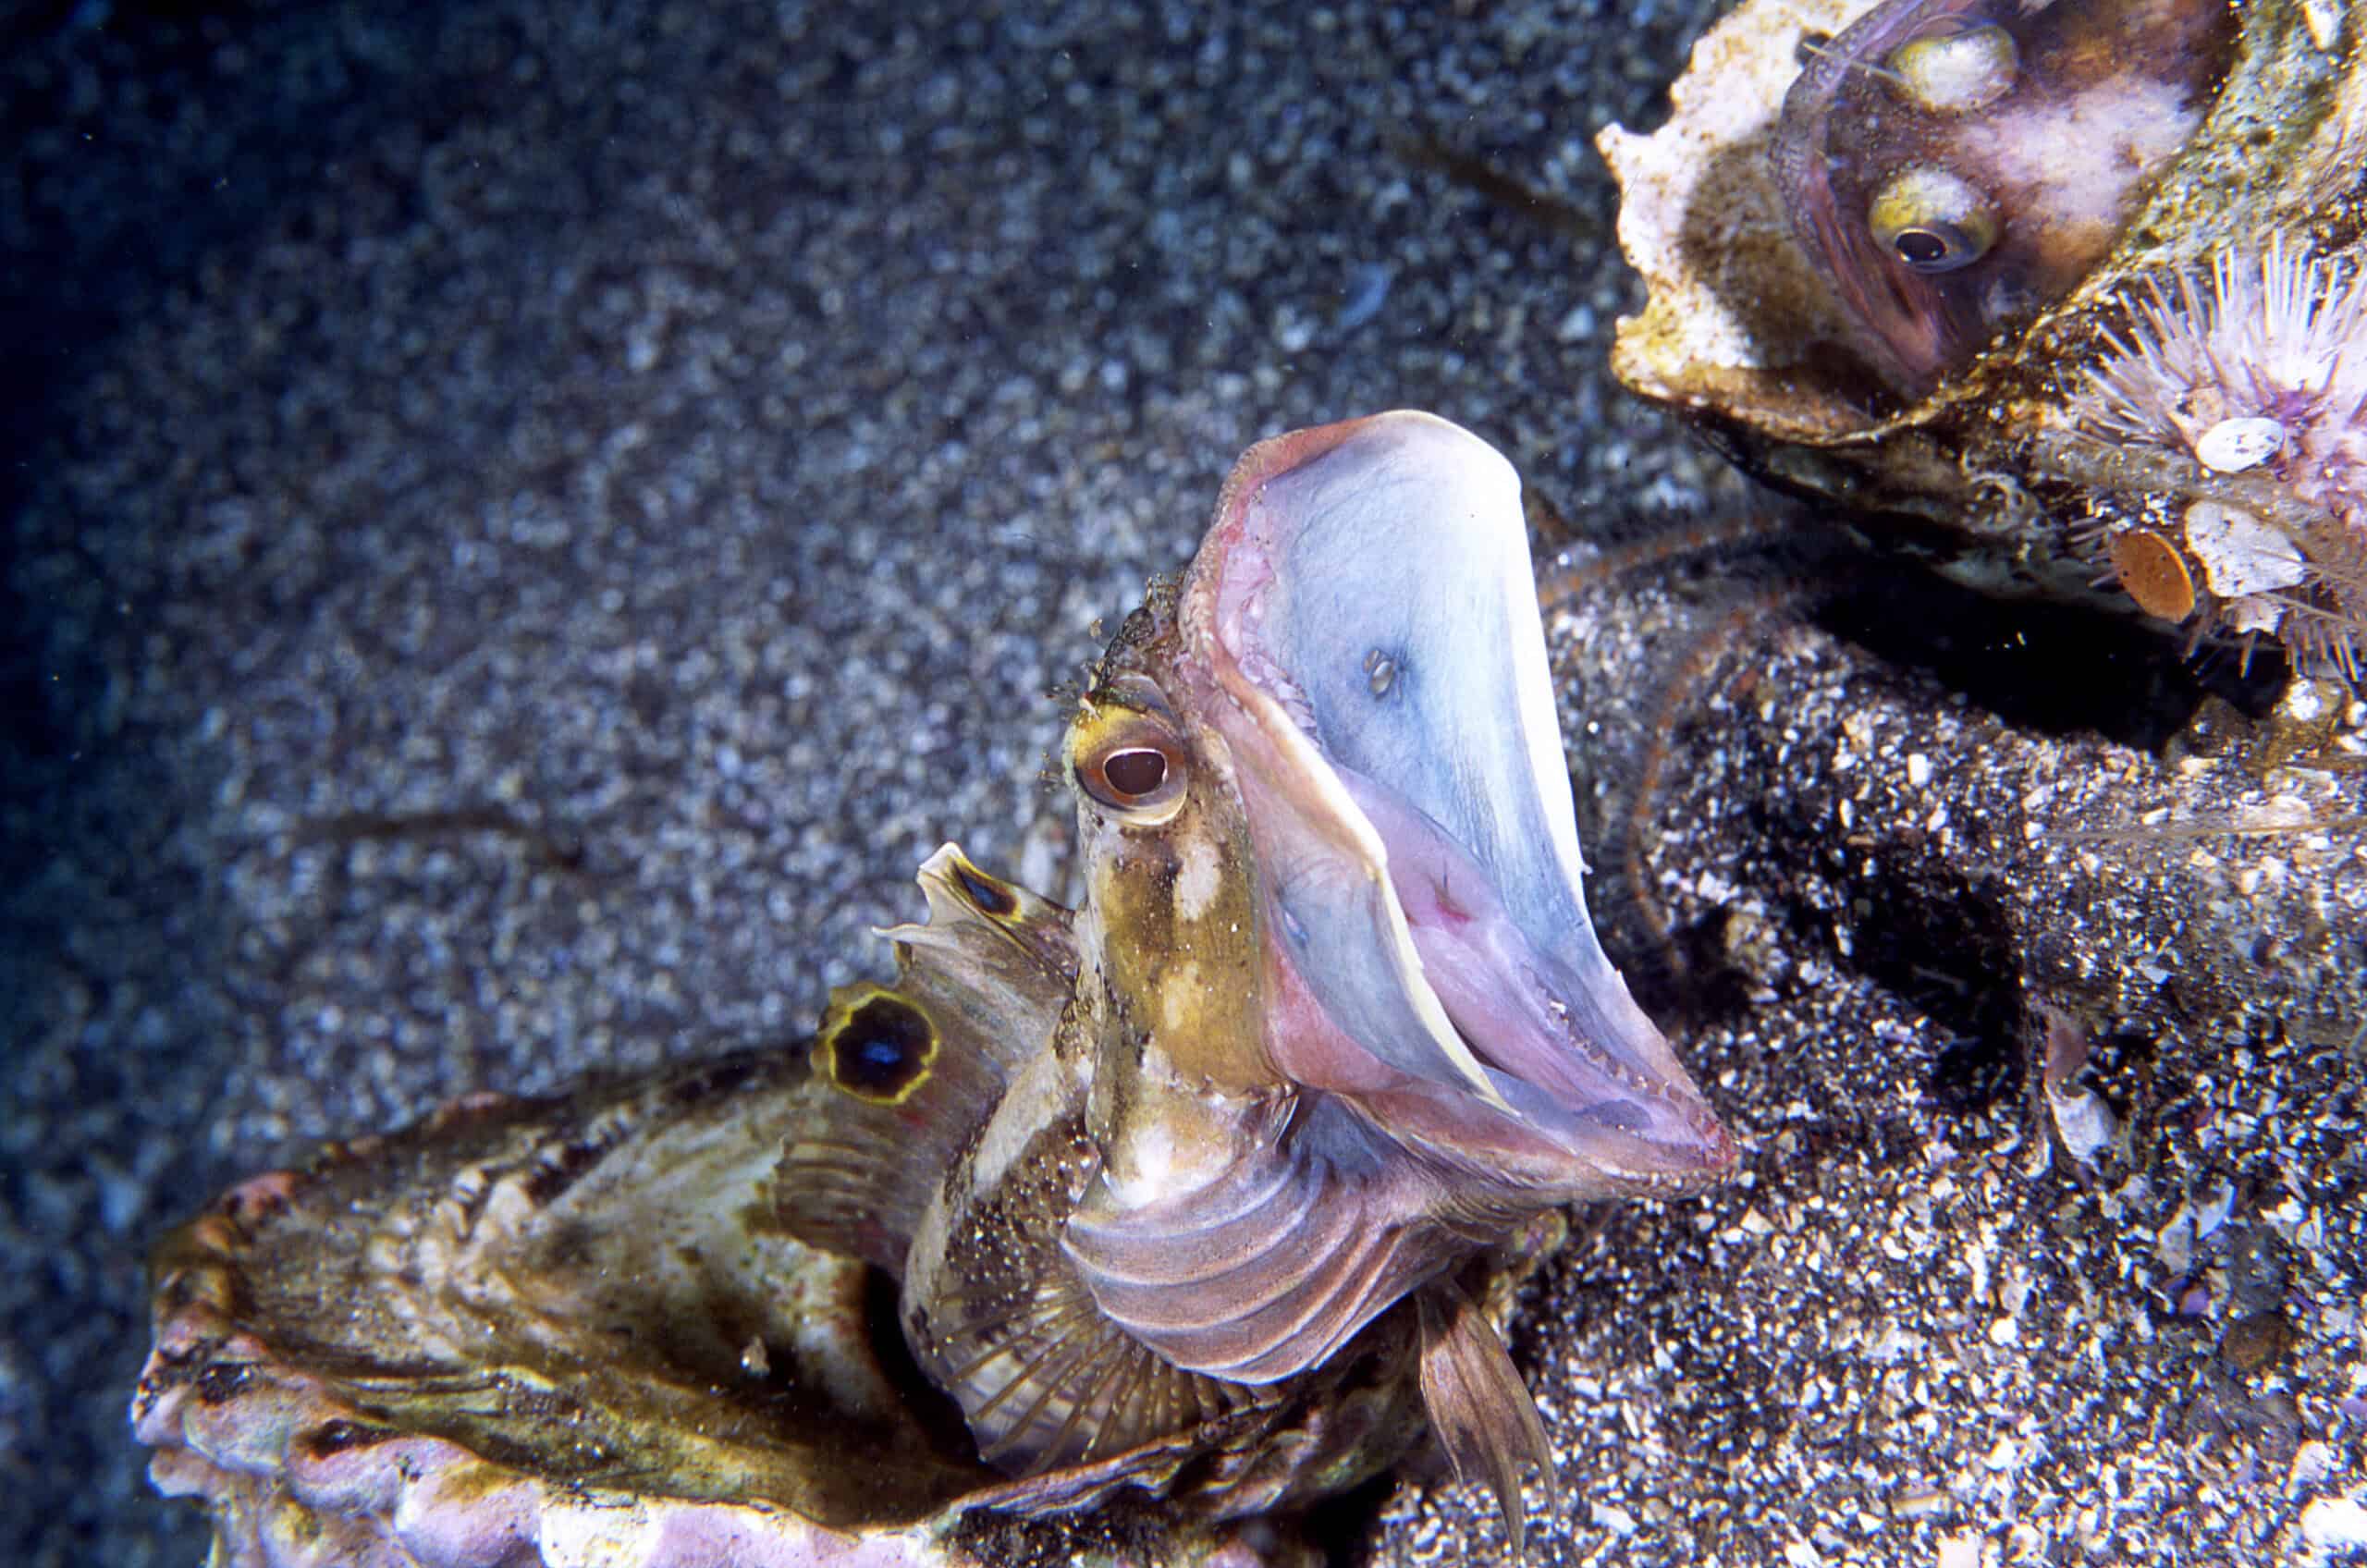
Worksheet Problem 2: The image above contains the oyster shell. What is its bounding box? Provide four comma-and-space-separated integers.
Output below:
134, 1044, 1521, 1566
1600, 0, 2367, 671
132, 1054, 1036, 1568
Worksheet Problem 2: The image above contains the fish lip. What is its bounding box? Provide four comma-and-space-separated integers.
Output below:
1177, 411, 1735, 1197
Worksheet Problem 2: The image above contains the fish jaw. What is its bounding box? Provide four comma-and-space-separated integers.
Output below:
1175, 410, 1736, 1203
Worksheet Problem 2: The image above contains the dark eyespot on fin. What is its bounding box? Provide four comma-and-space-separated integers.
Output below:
1417, 1281, 1556, 1562
883, 843, 1078, 1077
773, 843, 1074, 1276
951, 856, 1020, 917
819, 988, 938, 1106
775, 981, 1004, 1275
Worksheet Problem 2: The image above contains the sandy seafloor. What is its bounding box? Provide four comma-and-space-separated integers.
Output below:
3, 1, 2361, 1564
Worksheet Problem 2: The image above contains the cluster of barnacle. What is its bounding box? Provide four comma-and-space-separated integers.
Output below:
2062, 240, 2367, 676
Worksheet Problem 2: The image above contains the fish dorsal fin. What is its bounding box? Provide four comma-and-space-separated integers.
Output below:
772, 844, 1073, 1275
1416, 1280, 1556, 1561
877, 842, 1077, 1076
1060, 1099, 1445, 1385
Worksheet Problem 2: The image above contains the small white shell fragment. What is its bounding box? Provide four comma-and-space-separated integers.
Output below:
2279, 678, 2336, 725
1892, 1485, 1948, 1520
2224, 594, 2287, 634
2184, 502, 2308, 596
2291, 1441, 2340, 1488
1592, 1502, 1640, 1536
2157, 1207, 2196, 1274
2298, 1208, 2326, 1251
2300, 0, 2341, 51
2192, 415, 2285, 473
2301, 1493, 2367, 1559
2157, 1186, 2235, 1281
2195, 1180, 2235, 1241
1936, 1535, 1982, 1568
2049, 1084, 2117, 1166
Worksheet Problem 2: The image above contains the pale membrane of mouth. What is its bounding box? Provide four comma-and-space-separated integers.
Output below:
1190, 410, 1730, 1184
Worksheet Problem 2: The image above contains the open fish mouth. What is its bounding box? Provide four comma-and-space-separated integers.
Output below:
1177, 411, 1735, 1199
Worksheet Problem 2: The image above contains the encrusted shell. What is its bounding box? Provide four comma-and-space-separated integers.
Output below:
1600, 0, 2367, 671
128, 1053, 1282, 1568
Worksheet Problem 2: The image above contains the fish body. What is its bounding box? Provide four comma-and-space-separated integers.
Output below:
779, 412, 1736, 1538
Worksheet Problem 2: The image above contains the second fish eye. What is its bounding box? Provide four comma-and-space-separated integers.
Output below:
1885, 23, 2017, 114
1868, 166, 1998, 273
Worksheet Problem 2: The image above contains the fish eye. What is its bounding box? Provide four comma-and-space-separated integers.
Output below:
1100, 747, 1169, 798
1068, 676, 1191, 824
1868, 166, 1997, 273
1884, 23, 2017, 115
1073, 721, 1188, 823
1081, 738, 1184, 815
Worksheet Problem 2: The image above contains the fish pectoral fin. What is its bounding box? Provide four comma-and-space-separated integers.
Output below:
1416, 1280, 1556, 1562
1061, 1103, 1443, 1385
920, 1259, 1262, 1476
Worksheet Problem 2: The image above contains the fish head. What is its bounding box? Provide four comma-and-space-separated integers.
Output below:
1772, 0, 2238, 398
1063, 410, 1736, 1219
1061, 581, 1282, 1204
